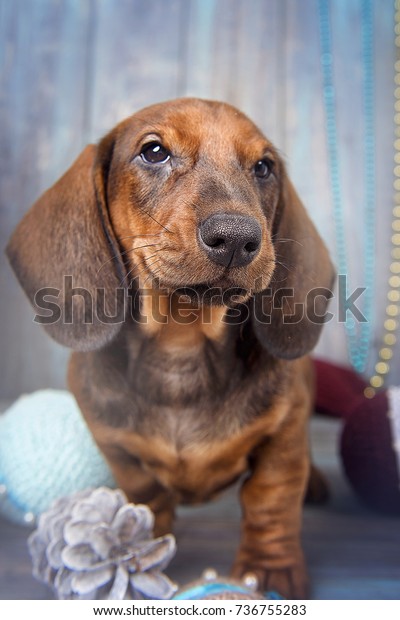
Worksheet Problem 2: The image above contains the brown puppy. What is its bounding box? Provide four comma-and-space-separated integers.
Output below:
7, 98, 334, 599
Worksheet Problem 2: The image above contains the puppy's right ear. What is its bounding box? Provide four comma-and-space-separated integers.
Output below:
6, 141, 127, 351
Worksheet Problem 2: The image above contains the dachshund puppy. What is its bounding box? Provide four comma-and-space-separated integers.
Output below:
7, 98, 334, 599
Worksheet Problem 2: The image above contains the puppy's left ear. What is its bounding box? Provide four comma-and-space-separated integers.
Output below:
252, 169, 336, 359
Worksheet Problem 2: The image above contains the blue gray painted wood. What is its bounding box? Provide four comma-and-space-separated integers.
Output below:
0, 0, 396, 397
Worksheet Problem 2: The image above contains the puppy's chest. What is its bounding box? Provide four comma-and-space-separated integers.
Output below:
127, 335, 242, 437
84, 321, 280, 444
126, 344, 285, 473
132, 338, 234, 405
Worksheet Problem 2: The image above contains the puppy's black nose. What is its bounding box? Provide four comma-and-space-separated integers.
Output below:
199, 213, 262, 268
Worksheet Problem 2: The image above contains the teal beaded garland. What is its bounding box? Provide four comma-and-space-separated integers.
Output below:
318, 0, 376, 374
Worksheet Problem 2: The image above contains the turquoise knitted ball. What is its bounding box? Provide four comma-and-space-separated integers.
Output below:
0, 390, 115, 525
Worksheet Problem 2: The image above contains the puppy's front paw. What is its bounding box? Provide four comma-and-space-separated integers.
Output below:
231, 559, 309, 600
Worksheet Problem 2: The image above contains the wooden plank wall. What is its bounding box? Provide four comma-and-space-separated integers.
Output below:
0, 0, 395, 399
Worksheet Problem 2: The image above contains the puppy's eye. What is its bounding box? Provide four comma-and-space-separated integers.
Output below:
140, 142, 170, 164
254, 159, 273, 179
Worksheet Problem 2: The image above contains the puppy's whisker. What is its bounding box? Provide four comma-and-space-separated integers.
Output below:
138, 208, 174, 234
144, 257, 163, 271
142, 264, 162, 289
272, 235, 304, 248
118, 233, 163, 242
275, 256, 316, 284
269, 271, 287, 285
140, 259, 163, 288
144, 250, 164, 261
120, 265, 137, 287
274, 259, 294, 274
124, 255, 163, 288
142, 272, 153, 289
274, 253, 296, 271
97, 243, 161, 275
119, 246, 167, 286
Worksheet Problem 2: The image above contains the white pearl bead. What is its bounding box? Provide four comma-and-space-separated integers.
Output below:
202, 568, 218, 581
24, 512, 35, 524
243, 572, 259, 590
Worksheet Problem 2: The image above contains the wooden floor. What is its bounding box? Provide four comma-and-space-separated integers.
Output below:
1, 418, 399, 600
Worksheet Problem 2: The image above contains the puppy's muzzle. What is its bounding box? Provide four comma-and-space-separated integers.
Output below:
198, 213, 262, 268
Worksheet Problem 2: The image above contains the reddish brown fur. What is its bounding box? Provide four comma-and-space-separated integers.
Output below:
6, 98, 335, 599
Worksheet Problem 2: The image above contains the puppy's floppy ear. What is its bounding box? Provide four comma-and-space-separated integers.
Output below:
252, 169, 335, 359
6, 141, 127, 351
